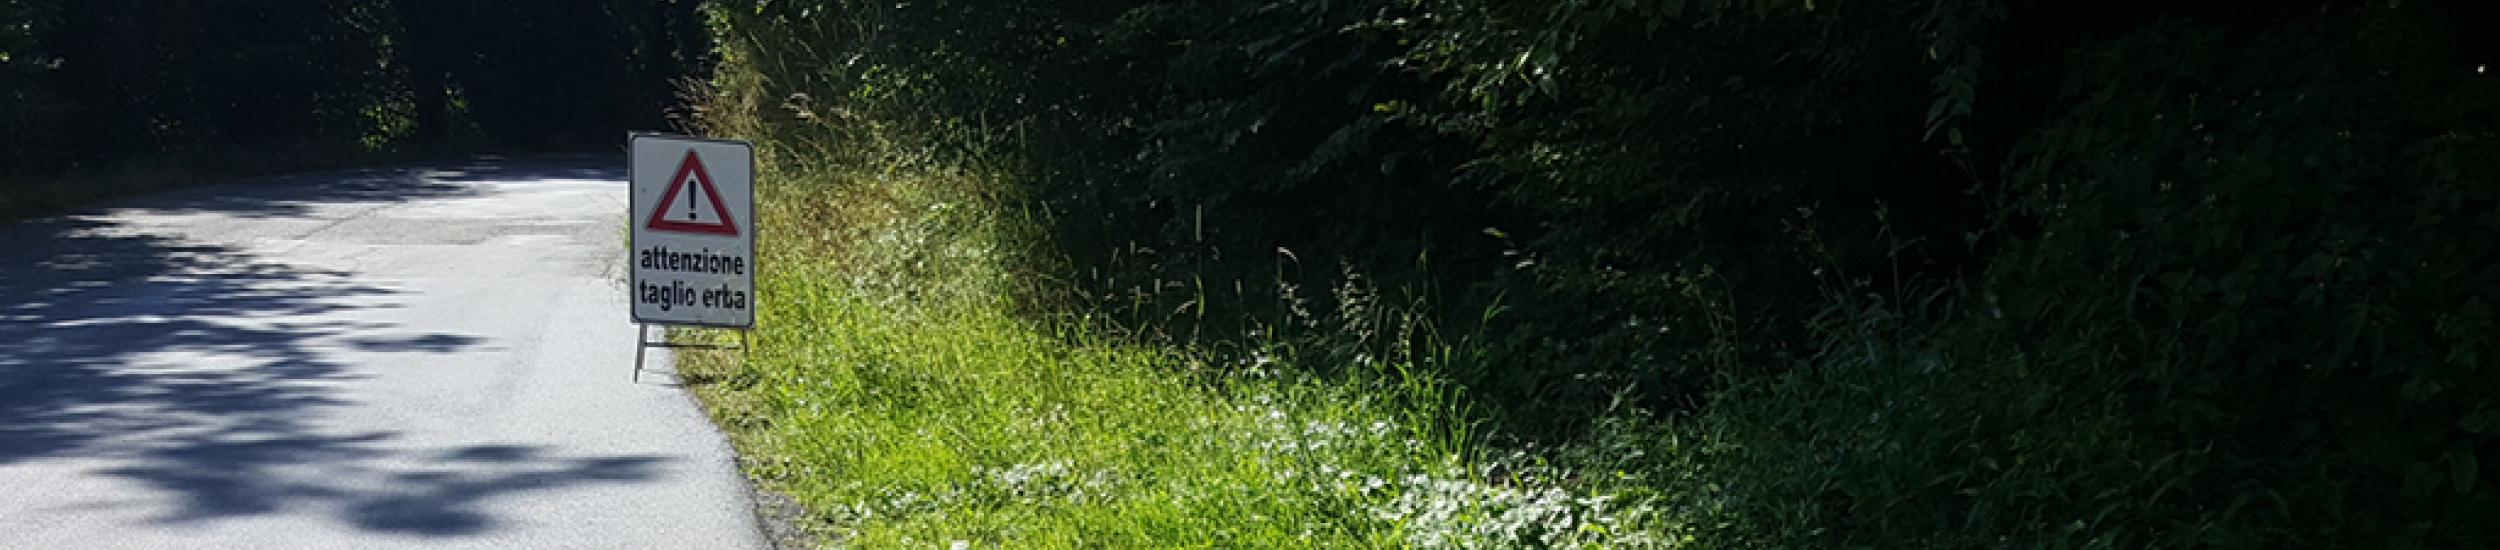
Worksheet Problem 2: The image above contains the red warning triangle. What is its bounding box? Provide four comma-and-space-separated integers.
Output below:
646, 150, 740, 236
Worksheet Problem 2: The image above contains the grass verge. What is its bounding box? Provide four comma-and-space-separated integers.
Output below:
675, 153, 1674, 547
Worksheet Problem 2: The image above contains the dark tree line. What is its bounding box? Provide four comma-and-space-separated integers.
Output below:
1, 0, 708, 183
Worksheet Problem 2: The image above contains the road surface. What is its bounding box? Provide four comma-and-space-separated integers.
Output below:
0, 157, 767, 549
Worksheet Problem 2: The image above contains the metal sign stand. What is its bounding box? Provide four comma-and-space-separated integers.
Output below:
633, 324, 750, 382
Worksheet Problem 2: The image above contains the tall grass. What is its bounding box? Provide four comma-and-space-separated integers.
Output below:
669, 68, 2285, 549
673, 139, 1678, 546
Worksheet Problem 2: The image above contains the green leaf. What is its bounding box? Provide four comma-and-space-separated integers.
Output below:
2449, 447, 2479, 494
2289, 253, 2333, 279
2462, 410, 2499, 435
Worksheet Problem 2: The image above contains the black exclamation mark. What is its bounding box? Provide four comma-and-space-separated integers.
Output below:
686, 177, 700, 220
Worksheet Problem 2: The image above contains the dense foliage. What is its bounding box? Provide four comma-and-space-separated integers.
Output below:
0, 0, 708, 207
703, 0, 2500, 545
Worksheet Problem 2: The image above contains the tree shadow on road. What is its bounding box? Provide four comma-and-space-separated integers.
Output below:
0, 158, 668, 538
0, 219, 401, 466
11, 154, 627, 222
419, 153, 628, 184
347, 446, 665, 536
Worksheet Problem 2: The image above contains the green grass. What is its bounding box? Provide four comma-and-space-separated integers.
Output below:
676, 154, 1676, 547
654, 123, 2228, 549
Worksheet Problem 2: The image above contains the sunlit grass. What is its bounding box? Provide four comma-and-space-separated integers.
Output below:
676, 152, 1671, 547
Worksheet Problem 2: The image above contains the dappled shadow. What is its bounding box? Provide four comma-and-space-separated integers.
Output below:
84, 166, 483, 221
98, 430, 394, 521
0, 223, 391, 465
96, 439, 666, 537
348, 446, 664, 536
420, 153, 627, 184
0, 157, 666, 537
14, 154, 626, 222
347, 334, 485, 353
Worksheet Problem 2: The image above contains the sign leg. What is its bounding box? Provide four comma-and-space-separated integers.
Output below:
634, 323, 649, 382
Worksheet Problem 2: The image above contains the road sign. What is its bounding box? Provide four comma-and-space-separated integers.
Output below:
631, 135, 756, 329
646, 150, 740, 236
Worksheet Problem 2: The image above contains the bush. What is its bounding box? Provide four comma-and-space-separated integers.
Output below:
696, 0, 2500, 545
1980, 13, 2500, 546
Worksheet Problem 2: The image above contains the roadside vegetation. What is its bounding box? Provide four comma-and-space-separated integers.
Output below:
681, 0, 2500, 547
677, 148, 1660, 545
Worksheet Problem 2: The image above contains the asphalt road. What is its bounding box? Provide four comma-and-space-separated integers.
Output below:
0, 157, 767, 549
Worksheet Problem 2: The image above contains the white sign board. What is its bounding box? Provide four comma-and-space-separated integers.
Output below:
630, 135, 756, 328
